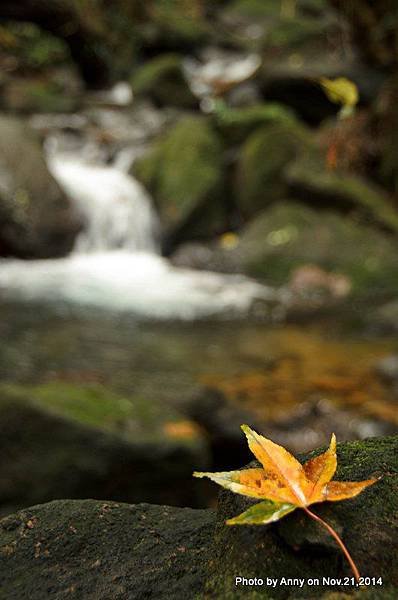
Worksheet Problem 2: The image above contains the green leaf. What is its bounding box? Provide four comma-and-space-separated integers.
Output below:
226, 500, 296, 526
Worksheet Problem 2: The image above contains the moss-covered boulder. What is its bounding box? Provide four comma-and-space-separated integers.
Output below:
225, 0, 383, 125
0, 499, 216, 600
234, 201, 398, 296
143, 0, 211, 50
286, 155, 398, 234
0, 382, 209, 515
133, 115, 226, 243
1, 77, 79, 114
204, 435, 398, 598
214, 102, 298, 145
131, 53, 197, 108
0, 436, 396, 599
0, 115, 80, 258
235, 120, 312, 218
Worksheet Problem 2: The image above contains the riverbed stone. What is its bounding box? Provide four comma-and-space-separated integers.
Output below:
214, 102, 298, 145
286, 154, 398, 234
0, 382, 209, 515
0, 115, 80, 258
133, 115, 225, 243
235, 120, 311, 218
131, 53, 198, 108
234, 201, 398, 296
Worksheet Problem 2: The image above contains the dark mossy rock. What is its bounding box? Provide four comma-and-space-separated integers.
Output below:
133, 115, 226, 244
0, 499, 216, 600
204, 435, 398, 598
0, 382, 209, 515
0, 115, 81, 258
225, 0, 382, 125
131, 53, 197, 109
286, 155, 398, 234
219, 0, 333, 56
235, 201, 398, 296
214, 102, 298, 145
0, 2, 112, 88
235, 121, 312, 218
141, 0, 211, 50
330, 0, 398, 70
0, 437, 396, 599
1, 76, 80, 114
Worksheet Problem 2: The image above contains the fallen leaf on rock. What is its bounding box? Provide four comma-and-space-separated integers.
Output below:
194, 426, 379, 582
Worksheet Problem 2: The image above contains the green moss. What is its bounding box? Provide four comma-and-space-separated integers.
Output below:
214, 102, 297, 144
224, 0, 282, 20
238, 201, 398, 295
0, 22, 70, 70
3, 78, 79, 113
131, 53, 196, 108
236, 121, 311, 217
133, 116, 225, 237
0, 382, 187, 439
149, 0, 210, 46
0, 381, 209, 512
287, 158, 398, 234
205, 436, 398, 598
267, 16, 327, 49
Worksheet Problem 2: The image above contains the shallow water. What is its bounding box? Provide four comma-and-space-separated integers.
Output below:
1, 301, 397, 451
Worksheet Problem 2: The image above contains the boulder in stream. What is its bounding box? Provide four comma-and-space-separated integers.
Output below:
133, 115, 226, 245
0, 115, 80, 258
131, 53, 198, 108
0, 382, 209, 516
234, 201, 398, 298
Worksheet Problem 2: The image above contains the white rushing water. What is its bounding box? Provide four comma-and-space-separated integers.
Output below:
0, 134, 278, 320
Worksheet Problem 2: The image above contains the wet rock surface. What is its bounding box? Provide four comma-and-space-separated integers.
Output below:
205, 435, 398, 598
0, 115, 80, 258
133, 115, 226, 244
0, 500, 216, 600
0, 383, 209, 516
0, 436, 397, 599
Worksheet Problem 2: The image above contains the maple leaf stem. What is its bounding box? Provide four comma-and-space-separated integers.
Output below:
303, 507, 361, 584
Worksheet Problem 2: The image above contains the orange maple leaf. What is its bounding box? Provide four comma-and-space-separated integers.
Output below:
194, 425, 379, 581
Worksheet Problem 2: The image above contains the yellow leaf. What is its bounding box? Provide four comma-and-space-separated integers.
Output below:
319, 77, 359, 108
194, 468, 298, 504
194, 426, 379, 583
194, 425, 378, 514
303, 433, 337, 502
324, 479, 379, 502
241, 424, 311, 506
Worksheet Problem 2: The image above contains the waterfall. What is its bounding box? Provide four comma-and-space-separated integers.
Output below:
0, 135, 281, 320
48, 155, 159, 254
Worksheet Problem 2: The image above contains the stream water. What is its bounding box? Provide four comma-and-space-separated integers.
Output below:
0, 103, 397, 451
0, 133, 276, 319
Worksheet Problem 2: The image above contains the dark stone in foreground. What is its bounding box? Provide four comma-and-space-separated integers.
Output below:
0, 500, 215, 600
0, 436, 397, 599
205, 435, 398, 598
